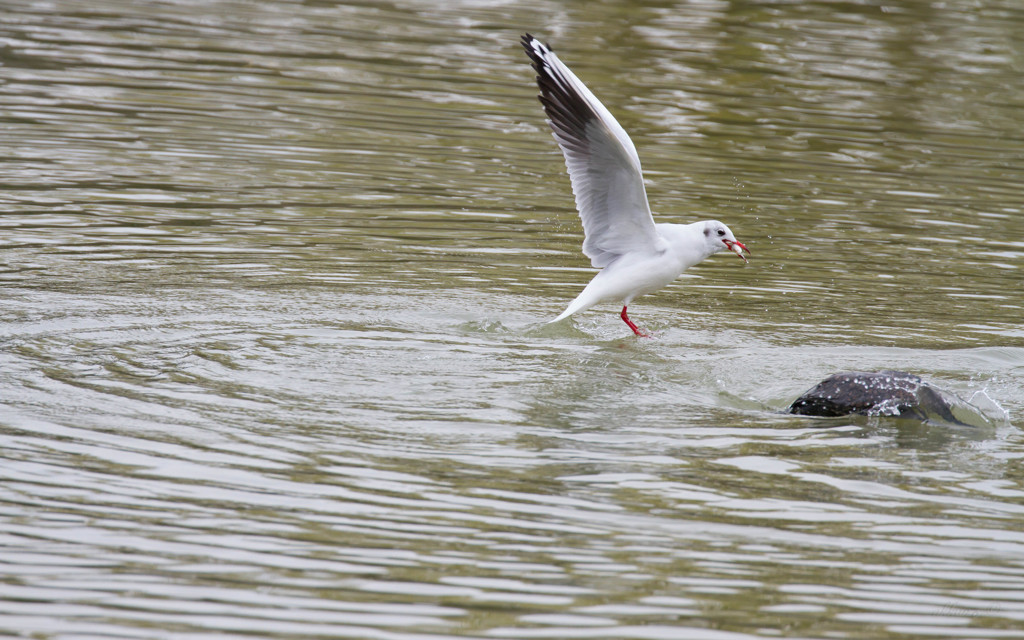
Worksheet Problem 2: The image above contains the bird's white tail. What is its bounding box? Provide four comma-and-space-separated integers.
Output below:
549, 290, 598, 323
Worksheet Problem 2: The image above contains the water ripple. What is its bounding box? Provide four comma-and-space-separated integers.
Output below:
3, 1, 1024, 639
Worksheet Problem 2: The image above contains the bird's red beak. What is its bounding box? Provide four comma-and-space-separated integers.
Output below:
723, 239, 750, 263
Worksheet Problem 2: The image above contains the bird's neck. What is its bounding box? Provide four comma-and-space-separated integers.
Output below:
656, 222, 716, 268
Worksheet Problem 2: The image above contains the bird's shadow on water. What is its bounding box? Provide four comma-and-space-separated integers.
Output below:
519, 317, 672, 344
462, 315, 650, 343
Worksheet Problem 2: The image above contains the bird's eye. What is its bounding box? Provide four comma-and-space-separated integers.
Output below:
717, 229, 725, 237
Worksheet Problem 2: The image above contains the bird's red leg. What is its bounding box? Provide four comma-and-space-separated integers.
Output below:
620, 306, 649, 337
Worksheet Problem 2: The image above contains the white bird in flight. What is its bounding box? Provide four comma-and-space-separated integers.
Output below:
521, 34, 749, 337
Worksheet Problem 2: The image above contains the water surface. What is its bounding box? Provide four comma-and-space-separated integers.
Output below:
2, 1, 1023, 638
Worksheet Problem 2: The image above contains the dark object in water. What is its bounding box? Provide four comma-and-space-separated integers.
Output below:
788, 370, 970, 424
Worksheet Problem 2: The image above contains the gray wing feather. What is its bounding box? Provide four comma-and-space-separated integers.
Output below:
522, 34, 659, 268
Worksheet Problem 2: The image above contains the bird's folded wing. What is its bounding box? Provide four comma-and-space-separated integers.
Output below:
522, 34, 659, 269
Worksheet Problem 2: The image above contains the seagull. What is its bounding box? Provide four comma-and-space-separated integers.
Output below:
521, 34, 749, 337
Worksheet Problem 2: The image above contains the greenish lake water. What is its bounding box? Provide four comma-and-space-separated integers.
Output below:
2, 1, 1023, 638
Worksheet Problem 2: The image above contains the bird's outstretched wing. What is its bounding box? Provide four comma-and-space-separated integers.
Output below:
522, 33, 660, 269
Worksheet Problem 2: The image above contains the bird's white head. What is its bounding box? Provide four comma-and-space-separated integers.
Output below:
702, 220, 750, 263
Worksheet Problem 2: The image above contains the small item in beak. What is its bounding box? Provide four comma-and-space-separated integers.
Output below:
726, 240, 750, 263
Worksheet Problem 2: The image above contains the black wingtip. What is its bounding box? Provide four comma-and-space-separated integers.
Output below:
521, 33, 554, 88
520, 34, 545, 92
520, 33, 553, 58
520, 33, 595, 152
